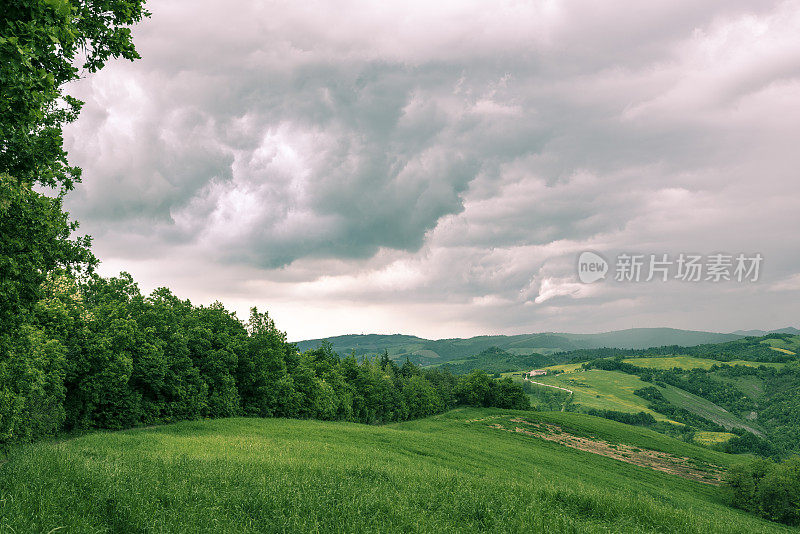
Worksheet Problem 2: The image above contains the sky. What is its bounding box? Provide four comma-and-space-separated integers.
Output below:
62, 0, 800, 341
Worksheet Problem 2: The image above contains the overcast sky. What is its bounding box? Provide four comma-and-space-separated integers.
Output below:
62, 0, 800, 341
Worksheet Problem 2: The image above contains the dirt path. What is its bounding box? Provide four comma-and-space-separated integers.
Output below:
487, 417, 724, 485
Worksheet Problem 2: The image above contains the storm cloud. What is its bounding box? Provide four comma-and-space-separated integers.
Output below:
63, 0, 800, 339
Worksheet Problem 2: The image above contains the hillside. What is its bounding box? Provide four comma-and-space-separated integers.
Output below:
294, 328, 751, 365
434, 347, 562, 374
733, 327, 800, 336
518, 338, 800, 456
0, 409, 791, 533
523, 367, 763, 436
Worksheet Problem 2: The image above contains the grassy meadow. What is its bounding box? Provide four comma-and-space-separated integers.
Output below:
508, 356, 766, 437
620, 356, 786, 371
522, 369, 669, 419
0, 408, 792, 533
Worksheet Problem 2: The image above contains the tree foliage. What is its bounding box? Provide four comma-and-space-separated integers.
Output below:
1, 0, 149, 191
0, 175, 94, 340
726, 456, 800, 526
1, 271, 529, 443
1, 0, 148, 445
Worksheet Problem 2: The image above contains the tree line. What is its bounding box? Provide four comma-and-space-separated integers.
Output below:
0, 271, 529, 444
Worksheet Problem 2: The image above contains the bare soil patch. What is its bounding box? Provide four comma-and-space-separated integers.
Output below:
487, 417, 724, 485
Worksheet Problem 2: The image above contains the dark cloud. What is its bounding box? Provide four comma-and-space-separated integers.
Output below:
62, 0, 800, 339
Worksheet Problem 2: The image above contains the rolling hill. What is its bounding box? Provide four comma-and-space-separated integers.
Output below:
733, 327, 800, 336
0, 408, 791, 533
515, 339, 800, 456
294, 328, 752, 365
518, 363, 765, 437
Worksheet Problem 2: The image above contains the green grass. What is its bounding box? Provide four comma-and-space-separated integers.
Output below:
2, 409, 789, 533
529, 369, 671, 420
658, 384, 763, 435
621, 356, 786, 370
512, 365, 760, 435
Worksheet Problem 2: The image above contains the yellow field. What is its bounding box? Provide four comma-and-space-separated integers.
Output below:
769, 346, 796, 355
693, 431, 736, 445
539, 362, 584, 373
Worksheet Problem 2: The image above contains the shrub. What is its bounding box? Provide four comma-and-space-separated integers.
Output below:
725, 456, 800, 526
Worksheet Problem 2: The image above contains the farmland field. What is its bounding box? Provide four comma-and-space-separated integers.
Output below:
659, 385, 763, 435
694, 431, 737, 446
760, 337, 800, 354
0, 408, 791, 533
621, 356, 786, 371
511, 364, 759, 435
512, 369, 671, 419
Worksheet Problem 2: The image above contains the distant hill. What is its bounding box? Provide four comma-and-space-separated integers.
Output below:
565, 327, 743, 349
434, 347, 561, 375
733, 327, 800, 336
294, 327, 748, 365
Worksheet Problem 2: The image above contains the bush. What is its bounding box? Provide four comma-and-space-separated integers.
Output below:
723, 432, 778, 457
725, 456, 800, 526
454, 370, 529, 410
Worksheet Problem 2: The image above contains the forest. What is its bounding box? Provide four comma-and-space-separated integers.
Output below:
0, 271, 529, 444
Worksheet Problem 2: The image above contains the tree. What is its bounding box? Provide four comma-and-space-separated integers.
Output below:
238, 308, 295, 417
0, 175, 94, 347
726, 456, 800, 526
188, 303, 245, 417
1, 0, 149, 329
0, 323, 66, 441
65, 273, 144, 430
0, 179, 93, 439
1, 0, 149, 191
454, 370, 495, 407
403, 375, 442, 418
494, 377, 530, 410
1, 0, 148, 441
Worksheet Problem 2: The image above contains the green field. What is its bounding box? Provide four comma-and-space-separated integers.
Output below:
538, 362, 585, 373
0, 408, 790, 533
621, 356, 786, 371
718, 375, 768, 400
760, 337, 800, 354
658, 385, 763, 436
526, 369, 671, 420
511, 363, 760, 435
